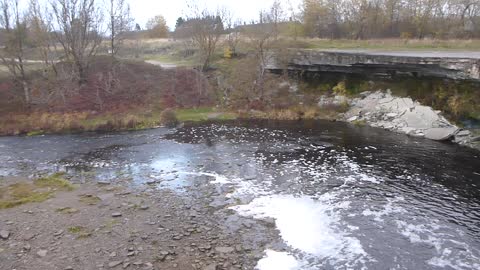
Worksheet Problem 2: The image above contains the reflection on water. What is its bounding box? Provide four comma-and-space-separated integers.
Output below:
0, 120, 479, 269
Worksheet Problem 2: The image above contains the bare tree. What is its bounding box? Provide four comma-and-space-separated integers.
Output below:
287, 0, 301, 40
245, 10, 276, 101
51, 0, 103, 84
28, 0, 58, 75
224, 11, 241, 56
270, 0, 285, 40
107, 0, 132, 57
0, 0, 30, 106
183, 2, 225, 71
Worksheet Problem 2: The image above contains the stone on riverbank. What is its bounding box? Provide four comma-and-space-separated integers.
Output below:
0, 230, 10, 239
424, 127, 459, 141
36, 250, 48, 257
341, 91, 461, 141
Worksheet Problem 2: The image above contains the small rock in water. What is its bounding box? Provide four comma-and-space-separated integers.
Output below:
37, 249, 48, 257
111, 212, 122, 218
139, 205, 149, 210
0, 230, 10, 239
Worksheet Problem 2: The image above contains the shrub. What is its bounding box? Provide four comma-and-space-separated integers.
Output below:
333, 81, 348, 96
160, 108, 178, 127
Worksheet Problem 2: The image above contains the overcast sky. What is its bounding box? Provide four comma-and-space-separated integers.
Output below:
127, 0, 302, 29
24, 0, 302, 30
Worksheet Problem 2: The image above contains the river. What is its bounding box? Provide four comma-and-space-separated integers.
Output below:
0, 120, 479, 269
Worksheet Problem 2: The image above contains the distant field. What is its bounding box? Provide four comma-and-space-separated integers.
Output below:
126, 37, 480, 52
1, 37, 478, 82
303, 38, 480, 51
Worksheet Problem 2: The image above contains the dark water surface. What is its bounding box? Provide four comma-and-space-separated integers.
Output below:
0, 120, 479, 269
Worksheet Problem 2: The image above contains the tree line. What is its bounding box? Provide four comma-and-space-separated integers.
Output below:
1, 0, 479, 108
302, 0, 480, 39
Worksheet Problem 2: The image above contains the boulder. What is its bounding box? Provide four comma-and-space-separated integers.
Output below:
424, 127, 459, 141
344, 91, 462, 143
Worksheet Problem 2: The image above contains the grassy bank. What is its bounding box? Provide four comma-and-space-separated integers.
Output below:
176, 108, 237, 122
239, 106, 345, 121
0, 110, 164, 136
0, 108, 238, 136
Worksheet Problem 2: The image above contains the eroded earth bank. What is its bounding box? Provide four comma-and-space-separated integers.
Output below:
1, 120, 480, 270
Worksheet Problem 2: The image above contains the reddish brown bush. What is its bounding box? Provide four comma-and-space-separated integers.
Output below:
0, 57, 215, 117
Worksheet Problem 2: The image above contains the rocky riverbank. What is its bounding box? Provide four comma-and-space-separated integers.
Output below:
0, 177, 269, 270
319, 90, 480, 150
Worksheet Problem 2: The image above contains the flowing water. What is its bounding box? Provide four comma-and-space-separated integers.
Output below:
1, 120, 479, 269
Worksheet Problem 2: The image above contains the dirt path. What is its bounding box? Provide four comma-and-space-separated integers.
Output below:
145, 60, 178, 69
0, 180, 265, 270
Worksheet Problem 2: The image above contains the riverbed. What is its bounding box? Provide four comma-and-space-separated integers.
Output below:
1, 120, 479, 269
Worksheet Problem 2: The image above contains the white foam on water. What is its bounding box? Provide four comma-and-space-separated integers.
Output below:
151, 158, 185, 173
256, 250, 302, 270
395, 220, 480, 269
193, 172, 230, 184
396, 220, 443, 251
231, 194, 369, 268
428, 248, 480, 270
225, 180, 271, 198
362, 198, 406, 222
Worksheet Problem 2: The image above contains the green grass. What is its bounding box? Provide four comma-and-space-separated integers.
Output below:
146, 54, 196, 67
0, 173, 74, 209
77, 112, 163, 131
0, 184, 52, 209
27, 130, 45, 136
0, 108, 237, 136
175, 108, 237, 122
35, 173, 75, 191
67, 226, 92, 239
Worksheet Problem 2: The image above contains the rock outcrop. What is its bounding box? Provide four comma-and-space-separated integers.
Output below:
342, 91, 460, 141
315, 91, 476, 149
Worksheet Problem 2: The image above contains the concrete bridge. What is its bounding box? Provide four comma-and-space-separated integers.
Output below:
266, 49, 480, 81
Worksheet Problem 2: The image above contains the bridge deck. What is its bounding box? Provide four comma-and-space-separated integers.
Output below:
267, 49, 480, 81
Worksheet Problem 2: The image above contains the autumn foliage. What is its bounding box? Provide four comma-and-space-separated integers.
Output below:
0, 58, 214, 135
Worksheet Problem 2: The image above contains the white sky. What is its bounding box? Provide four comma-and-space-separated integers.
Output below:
126, 0, 302, 29
24, 0, 302, 30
